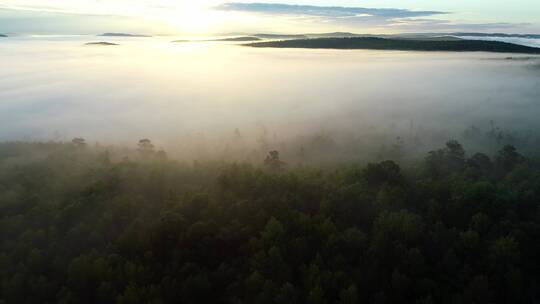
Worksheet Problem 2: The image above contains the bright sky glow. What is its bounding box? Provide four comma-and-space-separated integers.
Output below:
0, 0, 538, 34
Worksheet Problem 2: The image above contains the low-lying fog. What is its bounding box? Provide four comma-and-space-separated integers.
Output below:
2, 36, 540, 163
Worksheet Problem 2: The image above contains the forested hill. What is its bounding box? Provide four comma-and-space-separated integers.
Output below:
247, 37, 540, 53
100, 33, 151, 37
1, 140, 540, 303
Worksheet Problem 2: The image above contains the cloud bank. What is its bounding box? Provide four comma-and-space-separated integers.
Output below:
0, 1, 535, 35
216, 2, 447, 19
215, 2, 534, 33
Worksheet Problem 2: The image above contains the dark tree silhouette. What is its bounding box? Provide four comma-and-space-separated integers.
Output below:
138, 138, 155, 158
72, 137, 86, 148
264, 150, 286, 170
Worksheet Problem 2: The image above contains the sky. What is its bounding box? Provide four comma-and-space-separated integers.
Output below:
0, 0, 539, 35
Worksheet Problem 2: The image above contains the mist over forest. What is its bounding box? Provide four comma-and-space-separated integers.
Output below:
2, 37, 540, 163
2, 35, 540, 303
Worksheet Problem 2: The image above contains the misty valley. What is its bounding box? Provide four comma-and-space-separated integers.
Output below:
2, 35, 540, 303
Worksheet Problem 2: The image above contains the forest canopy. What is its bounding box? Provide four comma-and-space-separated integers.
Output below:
1, 139, 539, 303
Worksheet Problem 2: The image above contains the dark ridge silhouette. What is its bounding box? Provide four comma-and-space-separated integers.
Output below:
247, 37, 540, 53
396, 35, 464, 41
254, 33, 308, 39
0, 34, 7, 37
307, 31, 364, 38
214, 36, 261, 41
84, 42, 119, 46
173, 36, 261, 43
304, 32, 463, 40
100, 33, 151, 37
451, 32, 540, 39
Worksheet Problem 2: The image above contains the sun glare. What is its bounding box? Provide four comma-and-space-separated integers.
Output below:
163, 4, 221, 34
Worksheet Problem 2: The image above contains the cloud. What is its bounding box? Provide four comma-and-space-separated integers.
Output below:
214, 2, 536, 34
215, 2, 447, 19
388, 18, 531, 31
0, 8, 157, 34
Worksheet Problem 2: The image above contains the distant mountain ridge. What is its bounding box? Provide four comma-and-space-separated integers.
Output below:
306, 32, 366, 38
173, 36, 261, 43
248, 31, 540, 40
100, 33, 151, 37
254, 34, 308, 39
247, 37, 540, 54
214, 36, 261, 42
85, 42, 119, 46
177, 32, 540, 45
450, 32, 540, 39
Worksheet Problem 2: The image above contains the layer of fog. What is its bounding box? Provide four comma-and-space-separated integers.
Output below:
1, 36, 540, 163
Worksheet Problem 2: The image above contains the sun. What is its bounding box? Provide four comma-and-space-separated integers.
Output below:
163, 4, 222, 35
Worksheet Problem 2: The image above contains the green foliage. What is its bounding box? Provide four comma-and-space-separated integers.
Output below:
0, 141, 540, 303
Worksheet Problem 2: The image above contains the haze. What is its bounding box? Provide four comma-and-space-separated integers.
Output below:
4, 2, 540, 303
2, 36, 540, 162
